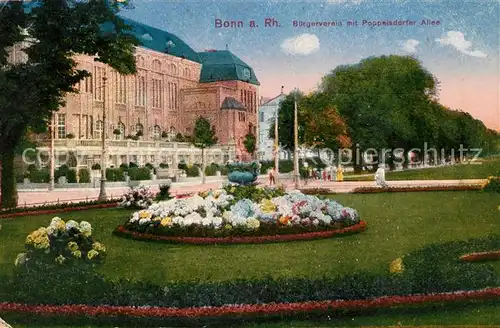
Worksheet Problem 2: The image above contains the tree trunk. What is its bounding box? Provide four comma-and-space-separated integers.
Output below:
1, 146, 18, 209
201, 147, 206, 184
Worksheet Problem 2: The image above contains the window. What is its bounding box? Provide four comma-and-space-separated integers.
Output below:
170, 63, 177, 75
95, 120, 103, 140
135, 123, 144, 135
152, 125, 161, 140
115, 73, 126, 104
136, 56, 145, 67
93, 67, 105, 101
116, 122, 125, 140
82, 75, 93, 94
135, 74, 146, 106
57, 114, 66, 139
152, 78, 162, 108
184, 67, 190, 78
238, 112, 246, 122
152, 59, 161, 72
168, 82, 178, 110
259, 111, 265, 122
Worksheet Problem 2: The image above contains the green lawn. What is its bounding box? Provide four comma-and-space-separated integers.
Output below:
1, 191, 498, 285
344, 157, 499, 181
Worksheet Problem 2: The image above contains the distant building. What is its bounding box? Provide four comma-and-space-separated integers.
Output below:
257, 90, 287, 161
9, 14, 260, 168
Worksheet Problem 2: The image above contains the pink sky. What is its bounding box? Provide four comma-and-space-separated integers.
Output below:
258, 72, 499, 131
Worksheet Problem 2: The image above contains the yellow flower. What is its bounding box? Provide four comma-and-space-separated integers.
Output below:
497, 205, 500, 211
246, 218, 260, 230
260, 199, 276, 213
72, 250, 82, 258
138, 210, 152, 220
224, 224, 233, 230
230, 187, 236, 193
160, 217, 172, 227
389, 257, 404, 274
92, 242, 106, 253
87, 250, 99, 260
67, 241, 79, 252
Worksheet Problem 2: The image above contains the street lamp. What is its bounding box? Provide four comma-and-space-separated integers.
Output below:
48, 114, 55, 191
98, 75, 108, 201
293, 89, 300, 189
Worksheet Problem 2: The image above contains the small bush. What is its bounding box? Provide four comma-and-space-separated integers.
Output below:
66, 169, 77, 183
78, 168, 91, 183
29, 168, 50, 183
91, 163, 101, 170
204, 164, 218, 176
27, 164, 37, 172
155, 184, 171, 201
129, 162, 138, 168
483, 176, 500, 193
178, 162, 188, 171
106, 168, 126, 182
128, 167, 151, 181
55, 164, 70, 180
186, 165, 200, 177
119, 163, 129, 170
159, 163, 169, 169
145, 163, 154, 170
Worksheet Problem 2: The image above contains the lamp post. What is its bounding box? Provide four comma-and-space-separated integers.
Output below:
98, 75, 108, 201
49, 114, 55, 191
274, 103, 279, 183
293, 89, 300, 189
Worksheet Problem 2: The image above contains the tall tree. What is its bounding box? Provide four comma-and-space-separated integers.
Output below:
192, 116, 218, 184
243, 132, 256, 159
0, 0, 138, 208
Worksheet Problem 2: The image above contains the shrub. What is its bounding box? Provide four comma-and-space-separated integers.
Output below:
128, 167, 151, 181
145, 163, 154, 170
219, 165, 228, 176
106, 168, 126, 182
204, 164, 218, 176
483, 176, 500, 193
16, 173, 25, 183
155, 184, 171, 201
78, 168, 91, 183
15, 217, 106, 270
27, 164, 37, 172
159, 163, 169, 169
174, 133, 184, 142
119, 163, 129, 170
55, 164, 70, 180
29, 168, 50, 183
161, 131, 168, 139
91, 163, 101, 170
129, 162, 138, 168
66, 169, 77, 183
178, 161, 188, 171
186, 165, 200, 177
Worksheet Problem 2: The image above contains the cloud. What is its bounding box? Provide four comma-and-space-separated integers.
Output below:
281, 33, 320, 55
401, 39, 420, 53
436, 31, 487, 58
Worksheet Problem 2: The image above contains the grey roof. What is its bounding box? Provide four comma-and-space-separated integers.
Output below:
261, 93, 287, 106
221, 97, 246, 111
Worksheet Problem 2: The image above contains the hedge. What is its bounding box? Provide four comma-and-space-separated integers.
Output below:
127, 167, 151, 181
78, 168, 91, 183
0, 236, 498, 310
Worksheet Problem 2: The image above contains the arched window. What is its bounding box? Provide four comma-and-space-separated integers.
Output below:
136, 56, 145, 67
95, 120, 103, 140
184, 67, 190, 78
152, 125, 161, 140
152, 59, 161, 72
135, 123, 144, 138
116, 122, 125, 140
170, 63, 177, 75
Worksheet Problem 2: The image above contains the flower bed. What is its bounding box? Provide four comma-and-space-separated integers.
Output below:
460, 251, 500, 262
1, 287, 498, 319
113, 220, 366, 245
115, 187, 363, 244
0, 201, 119, 219
352, 185, 482, 193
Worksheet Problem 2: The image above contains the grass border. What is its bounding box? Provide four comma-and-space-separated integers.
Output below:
112, 220, 367, 245
0, 287, 497, 319
0, 202, 118, 219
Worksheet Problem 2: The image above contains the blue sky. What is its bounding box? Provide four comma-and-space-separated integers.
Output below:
120, 0, 499, 129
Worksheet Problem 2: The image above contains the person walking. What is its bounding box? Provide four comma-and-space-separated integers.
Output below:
336, 165, 344, 182
268, 167, 276, 186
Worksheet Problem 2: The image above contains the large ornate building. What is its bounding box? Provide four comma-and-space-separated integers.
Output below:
25, 17, 260, 168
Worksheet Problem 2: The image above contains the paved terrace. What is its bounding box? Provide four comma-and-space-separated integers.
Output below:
14, 175, 486, 207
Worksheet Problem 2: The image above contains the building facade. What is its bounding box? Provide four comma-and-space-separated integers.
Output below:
13, 17, 260, 168
257, 93, 287, 161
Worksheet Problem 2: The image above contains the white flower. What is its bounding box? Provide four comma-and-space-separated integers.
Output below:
138, 218, 151, 225
79, 221, 92, 237
15, 253, 27, 266
312, 219, 320, 226
65, 220, 79, 231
